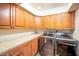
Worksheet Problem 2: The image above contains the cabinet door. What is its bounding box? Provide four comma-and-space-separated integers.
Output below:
46, 16, 52, 29
62, 12, 74, 29
41, 17, 45, 29
46, 16, 50, 29
71, 12, 75, 29
41, 15, 56, 29
56, 14, 62, 29
25, 13, 30, 29
46, 16, 51, 29
0, 3, 11, 28
41, 16, 49, 29
25, 13, 35, 30
49, 15, 56, 29
32, 38, 38, 55
23, 43, 32, 56
12, 51, 23, 56
30, 15, 35, 29
35, 16, 42, 30
15, 6, 25, 28
38, 37, 45, 51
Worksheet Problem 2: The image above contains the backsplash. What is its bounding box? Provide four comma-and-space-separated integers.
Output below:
0, 29, 35, 36
0, 29, 36, 42
0, 31, 35, 42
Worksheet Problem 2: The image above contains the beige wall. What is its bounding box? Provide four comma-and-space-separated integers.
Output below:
73, 8, 79, 41
73, 8, 79, 55
0, 29, 33, 36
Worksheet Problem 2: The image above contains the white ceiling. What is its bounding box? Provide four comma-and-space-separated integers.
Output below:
20, 3, 73, 16
30, 3, 68, 11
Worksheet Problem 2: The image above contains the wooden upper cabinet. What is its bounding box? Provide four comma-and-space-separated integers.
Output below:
0, 3, 74, 29
30, 15, 35, 29
0, 3, 11, 28
25, 11, 35, 30
41, 15, 56, 29
71, 12, 75, 29
46, 16, 51, 29
25, 13, 30, 29
41, 12, 74, 30
41, 16, 49, 29
55, 14, 63, 29
46, 16, 52, 29
0, 3, 35, 29
15, 6, 25, 28
49, 15, 56, 29
55, 12, 75, 29
62, 12, 74, 29
45, 16, 50, 29
40, 17, 45, 29
34, 16, 42, 30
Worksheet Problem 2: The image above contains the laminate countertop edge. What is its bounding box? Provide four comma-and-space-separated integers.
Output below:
0, 32, 43, 55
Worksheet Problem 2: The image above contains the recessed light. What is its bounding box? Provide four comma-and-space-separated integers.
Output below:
37, 6, 42, 10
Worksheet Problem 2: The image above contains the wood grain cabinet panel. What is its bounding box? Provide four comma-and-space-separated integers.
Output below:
30, 15, 35, 29
41, 15, 56, 29
41, 12, 74, 30
62, 12, 74, 29
0, 49, 23, 56
0, 3, 36, 29
41, 16, 49, 29
38, 37, 45, 51
22, 42, 32, 56
11, 49, 23, 56
32, 38, 38, 55
15, 6, 25, 28
24, 11, 32, 29
48, 15, 56, 29
23, 45, 32, 56
71, 12, 75, 29
46, 16, 51, 29
38, 17, 42, 30
12, 52, 23, 56
33, 15, 36, 29
55, 14, 63, 29
56, 12, 74, 29
34, 16, 42, 30
25, 12, 35, 30
25, 13, 31, 29
0, 3, 11, 28
47, 16, 52, 29
40, 17, 45, 29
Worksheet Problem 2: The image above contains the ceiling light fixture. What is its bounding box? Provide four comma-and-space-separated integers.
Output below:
37, 6, 42, 10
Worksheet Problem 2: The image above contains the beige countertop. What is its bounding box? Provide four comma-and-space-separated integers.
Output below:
0, 32, 43, 55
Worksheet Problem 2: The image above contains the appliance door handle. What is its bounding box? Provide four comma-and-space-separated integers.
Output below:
59, 43, 77, 46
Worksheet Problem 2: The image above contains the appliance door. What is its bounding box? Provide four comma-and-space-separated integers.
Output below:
38, 37, 46, 51
56, 40, 77, 56
39, 37, 54, 56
